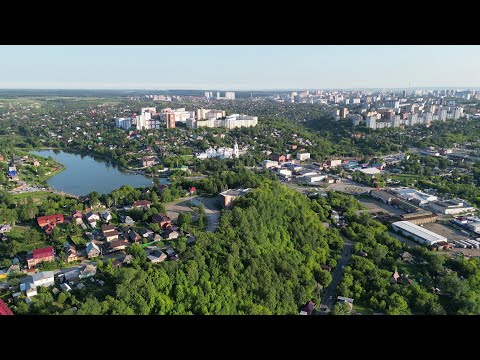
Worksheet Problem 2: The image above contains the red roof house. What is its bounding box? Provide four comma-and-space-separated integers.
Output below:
27, 246, 55, 269
0, 298, 13, 315
37, 214, 64, 234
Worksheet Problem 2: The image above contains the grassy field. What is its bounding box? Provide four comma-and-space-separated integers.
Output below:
12, 191, 51, 200
70, 235, 87, 247
0, 225, 49, 256
391, 173, 420, 180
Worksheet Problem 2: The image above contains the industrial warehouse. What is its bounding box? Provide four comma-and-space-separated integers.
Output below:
392, 221, 447, 246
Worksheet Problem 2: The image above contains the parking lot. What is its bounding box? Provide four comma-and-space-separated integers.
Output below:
326, 180, 374, 195
422, 222, 470, 242
357, 197, 407, 216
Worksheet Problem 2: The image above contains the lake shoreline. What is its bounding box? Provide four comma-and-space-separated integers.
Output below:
30, 149, 169, 196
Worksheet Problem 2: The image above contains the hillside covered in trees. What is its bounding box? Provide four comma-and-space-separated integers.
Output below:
19, 181, 343, 315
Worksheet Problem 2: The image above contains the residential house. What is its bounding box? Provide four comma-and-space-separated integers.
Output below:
320, 264, 332, 272
60, 283, 72, 292
139, 229, 154, 238
33, 160, 40, 167
8, 166, 18, 179
86, 242, 101, 259
102, 224, 119, 242
391, 270, 400, 283
163, 228, 179, 240
166, 249, 180, 261
105, 240, 129, 253
0, 224, 12, 234
37, 214, 64, 234
123, 216, 135, 225
7, 264, 20, 274
64, 269, 81, 282
0, 298, 13, 316
189, 187, 197, 195
71, 210, 84, 225
84, 212, 100, 228
299, 301, 316, 315
122, 254, 133, 265
147, 250, 167, 264
100, 211, 112, 222
12, 156, 22, 164
128, 230, 142, 243
398, 275, 414, 286
65, 245, 78, 263
269, 153, 287, 163
142, 156, 159, 167
26, 246, 55, 269
187, 235, 196, 245
32, 271, 55, 287
114, 254, 133, 268
25, 284, 38, 298
399, 252, 414, 263
132, 200, 151, 210
76, 283, 86, 290
152, 213, 172, 229
79, 264, 97, 279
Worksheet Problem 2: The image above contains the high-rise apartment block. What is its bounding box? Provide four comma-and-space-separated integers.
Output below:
115, 117, 132, 130
165, 113, 176, 129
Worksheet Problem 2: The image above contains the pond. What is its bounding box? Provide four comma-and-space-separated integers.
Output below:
31, 150, 168, 196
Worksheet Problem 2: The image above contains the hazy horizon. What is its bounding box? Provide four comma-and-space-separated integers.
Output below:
1, 45, 479, 90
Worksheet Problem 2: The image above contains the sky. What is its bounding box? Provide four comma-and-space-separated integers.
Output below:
0, 45, 479, 90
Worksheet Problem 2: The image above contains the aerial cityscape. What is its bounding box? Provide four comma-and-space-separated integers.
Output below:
2, 45, 480, 316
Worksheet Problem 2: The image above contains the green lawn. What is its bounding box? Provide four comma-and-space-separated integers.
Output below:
70, 236, 87, 247
1, 225, 49, 256
391, 173, 420, 180
12, 191, 51, 200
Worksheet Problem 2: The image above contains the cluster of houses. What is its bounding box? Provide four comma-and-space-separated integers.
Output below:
2, 154, 45, 184
7, 263, 101, 305
262, 154, 344, 185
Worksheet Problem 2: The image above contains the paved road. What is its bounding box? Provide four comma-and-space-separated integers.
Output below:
318, 234, 355, 314
165, 195, 221, 232
191, 197, 221, 232
388, 231, 420, 248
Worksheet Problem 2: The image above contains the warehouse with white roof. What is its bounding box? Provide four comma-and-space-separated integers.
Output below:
391, 221, 447, 246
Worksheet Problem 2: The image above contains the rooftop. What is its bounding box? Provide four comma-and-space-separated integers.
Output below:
392, 221, 447, 244
220, 188, 252, 197
32, 271, 54, 282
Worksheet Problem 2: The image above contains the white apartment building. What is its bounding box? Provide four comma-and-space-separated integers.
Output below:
115, 117, 132, 130
193, 114, 258, 129
196, 108, 226, 120
160, 108, 195, 124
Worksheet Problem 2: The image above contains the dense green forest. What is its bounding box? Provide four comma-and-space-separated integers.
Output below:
18, 181, 343, 315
